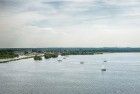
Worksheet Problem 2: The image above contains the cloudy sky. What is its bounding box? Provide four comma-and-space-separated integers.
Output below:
0, 0, 140, 48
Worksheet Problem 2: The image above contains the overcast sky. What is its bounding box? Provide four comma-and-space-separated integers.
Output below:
0, 0, 140, 48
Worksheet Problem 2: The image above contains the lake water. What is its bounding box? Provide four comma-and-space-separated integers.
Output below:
0, 53, 140, 94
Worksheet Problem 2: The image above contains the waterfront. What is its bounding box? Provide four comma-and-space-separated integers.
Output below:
0, 53, 140, 94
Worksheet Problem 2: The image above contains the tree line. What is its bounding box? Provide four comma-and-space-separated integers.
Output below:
0, 50, 19, 59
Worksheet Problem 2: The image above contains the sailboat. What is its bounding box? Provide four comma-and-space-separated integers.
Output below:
101, 60, 107, 71
101, 65, 106, 71
57, 55, 62, 62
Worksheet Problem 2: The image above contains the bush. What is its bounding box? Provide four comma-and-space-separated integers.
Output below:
34, 55, 42, 60
44, 53, 58, 59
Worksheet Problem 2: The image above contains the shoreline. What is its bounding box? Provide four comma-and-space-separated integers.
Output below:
1, 52, 140, 63
0, 54, 44, 63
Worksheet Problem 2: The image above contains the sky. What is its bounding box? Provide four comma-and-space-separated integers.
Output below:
0, 0, 140, 48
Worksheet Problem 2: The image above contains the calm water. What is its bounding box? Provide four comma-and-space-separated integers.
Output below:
0, 53, 140, 94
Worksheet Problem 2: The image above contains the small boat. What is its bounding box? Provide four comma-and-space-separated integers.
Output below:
101, 65, 106, 71
57, 54, 62, 62
57, 59, 62, 62
101, 68, 106, 71
80, 61, 84, 64
104, 60, 107, 62
58, 55, 62, 58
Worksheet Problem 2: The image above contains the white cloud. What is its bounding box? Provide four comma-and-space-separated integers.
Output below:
0, 0, 140, 47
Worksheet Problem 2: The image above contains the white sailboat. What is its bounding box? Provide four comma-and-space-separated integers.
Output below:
57, 55, 62, 62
